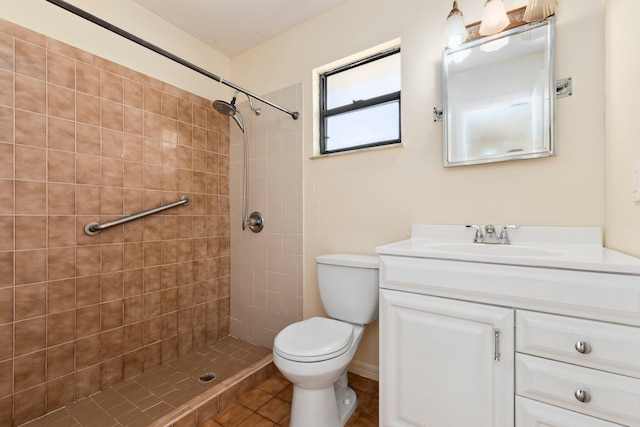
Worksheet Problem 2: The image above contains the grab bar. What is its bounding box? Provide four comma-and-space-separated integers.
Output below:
84, 195, 191, 236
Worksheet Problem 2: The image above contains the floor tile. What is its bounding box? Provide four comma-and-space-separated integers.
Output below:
236, 388, 273, 411
255, 375, 290, 395
19, 337, 379, 427
213, 402, 253, 426
237, 413, 276, 427
234, 370, 379, 427
256, 397, 290, 423
21, 337, 270, 427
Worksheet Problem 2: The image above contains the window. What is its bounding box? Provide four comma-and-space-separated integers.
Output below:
319, 48, 401, 154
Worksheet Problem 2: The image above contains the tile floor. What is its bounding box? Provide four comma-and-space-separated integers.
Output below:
18, 336, 379, 427
19, 338, 272, 427
203, 371, 379, 427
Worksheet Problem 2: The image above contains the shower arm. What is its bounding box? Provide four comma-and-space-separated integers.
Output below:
221, 80, 298, 120
45, 0, 300, 121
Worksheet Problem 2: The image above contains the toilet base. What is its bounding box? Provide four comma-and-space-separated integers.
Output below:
288, 382, 358, 427
334, 372, 357, 423
336, 386, 357, 423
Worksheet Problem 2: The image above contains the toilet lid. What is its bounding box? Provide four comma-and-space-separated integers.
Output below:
274, 317, 354, 362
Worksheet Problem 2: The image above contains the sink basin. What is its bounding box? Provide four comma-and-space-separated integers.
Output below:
377, 226, 640, 274
428, 243, 561, 257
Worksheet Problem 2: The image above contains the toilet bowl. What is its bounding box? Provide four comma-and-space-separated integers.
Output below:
273, 254, 379, 427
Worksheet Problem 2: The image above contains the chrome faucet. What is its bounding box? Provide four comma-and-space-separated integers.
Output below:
498, 225, 519, 244
466, 224, 519, 245
483, 225, 499, 244
465, 224, 484, 243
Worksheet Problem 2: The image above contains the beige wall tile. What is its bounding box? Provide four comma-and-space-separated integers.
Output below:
76, 62, 100, 96
13, 383, 45, 424
15, 39, 45, 80
15, 180, 46, 214
48, 117, 76, 152
0, 33, 13, 72
48, 84, 75, 120
15, 316, 46, 355
47, 51, 75, 90
47, 310, 75, 346
14, 350, 45, 391
46, 341, 74, 380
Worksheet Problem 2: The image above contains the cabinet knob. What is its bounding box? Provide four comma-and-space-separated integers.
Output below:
575, 341, 591, 354
574, 389, 591, 403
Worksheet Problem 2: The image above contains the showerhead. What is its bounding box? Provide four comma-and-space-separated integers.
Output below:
212, 91, 261, 126
212, 98, 237, 117
212, 95, 245, 132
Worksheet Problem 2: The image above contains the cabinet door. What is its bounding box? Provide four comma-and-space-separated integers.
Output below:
516, 396, 624, 427
380, 289, 514, 427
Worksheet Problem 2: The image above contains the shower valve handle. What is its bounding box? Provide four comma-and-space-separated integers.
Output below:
246, 211, 265, 233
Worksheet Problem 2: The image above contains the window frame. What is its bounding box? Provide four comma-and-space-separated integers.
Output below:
319, 47, 401, 155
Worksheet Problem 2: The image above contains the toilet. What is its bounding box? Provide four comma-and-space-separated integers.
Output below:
273, 254, 379, 427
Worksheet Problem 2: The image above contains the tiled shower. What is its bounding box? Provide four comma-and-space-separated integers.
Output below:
0, 18, 233, 426
228, 84, 303, 348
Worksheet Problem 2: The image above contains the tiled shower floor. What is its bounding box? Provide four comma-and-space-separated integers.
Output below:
20, 336, 379, 427
21, 337, 272, 427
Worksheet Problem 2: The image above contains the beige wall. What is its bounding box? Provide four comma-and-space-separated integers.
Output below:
232, 0, 606, 374
2, 0, 627, 378
604, 0, 640, 257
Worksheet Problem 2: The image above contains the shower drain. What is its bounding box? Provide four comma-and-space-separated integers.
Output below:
199, 372, 217, 383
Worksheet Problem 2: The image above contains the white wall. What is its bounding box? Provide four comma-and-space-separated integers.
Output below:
231, 0, 606, 373
604, 0, 640, 257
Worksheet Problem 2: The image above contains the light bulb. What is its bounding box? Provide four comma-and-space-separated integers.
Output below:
523, 0, 558, 22
442, 1, 468, 49
479, 0, 510, 36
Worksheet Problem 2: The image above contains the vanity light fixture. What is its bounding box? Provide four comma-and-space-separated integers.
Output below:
442, 1, 468, 49
523, 0, 558, 22
479, 0, 510, 36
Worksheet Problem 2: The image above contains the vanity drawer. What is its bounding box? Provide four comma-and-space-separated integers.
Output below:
516, 396, 624, 427
516, 354, 640, 425
516, 310, 640, 378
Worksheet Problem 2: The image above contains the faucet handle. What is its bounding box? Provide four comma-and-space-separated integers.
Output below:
499, 225, 519, 245
465, 224, 484, 243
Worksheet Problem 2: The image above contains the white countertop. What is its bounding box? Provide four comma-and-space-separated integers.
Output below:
375, 225, 640, 275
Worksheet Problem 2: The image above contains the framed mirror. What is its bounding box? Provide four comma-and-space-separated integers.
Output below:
442, 17, 555, 167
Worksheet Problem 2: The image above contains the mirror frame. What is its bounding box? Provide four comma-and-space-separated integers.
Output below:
442, 16, 556, 167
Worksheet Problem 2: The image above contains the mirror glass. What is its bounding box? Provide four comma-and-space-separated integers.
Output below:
442, 17, 555, 167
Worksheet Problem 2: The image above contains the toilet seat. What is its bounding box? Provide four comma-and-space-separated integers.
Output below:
274, 317, 354, 362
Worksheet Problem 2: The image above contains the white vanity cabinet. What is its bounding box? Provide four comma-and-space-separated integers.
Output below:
515, 397, 624, 427
377, 225, 640, 427
515, 311, 640, 426
380, 289, 514, 426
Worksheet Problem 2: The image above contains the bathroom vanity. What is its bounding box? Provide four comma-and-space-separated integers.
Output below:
376, 225, 640, 427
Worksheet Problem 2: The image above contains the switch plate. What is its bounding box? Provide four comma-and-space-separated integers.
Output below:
633, 161, 640, 202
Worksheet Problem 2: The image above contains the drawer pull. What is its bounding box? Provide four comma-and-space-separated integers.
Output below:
574, 340, 591, 354
574, 389, 591, 403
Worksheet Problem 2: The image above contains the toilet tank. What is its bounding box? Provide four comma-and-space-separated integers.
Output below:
316, 254, 380, 325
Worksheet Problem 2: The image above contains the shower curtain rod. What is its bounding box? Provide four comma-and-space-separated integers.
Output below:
45, 0, 300, 120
